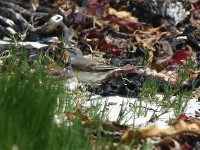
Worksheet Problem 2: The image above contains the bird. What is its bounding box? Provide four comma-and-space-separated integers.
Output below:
66, 46, 132, 84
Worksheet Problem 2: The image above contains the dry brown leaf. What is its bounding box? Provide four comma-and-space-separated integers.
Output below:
48, 62, 63, 73
154, 41, 173, 71
53, 0, 75, 10
141, 32, 167, 51
43, 55, 54, 63
43, 55, 63, 73
153, 137, 181, 149
190, 9, 200, 27
193, 87, 200, 98
66, 108, 130, 133
66, 108, 95, 127
147, 51, 154, 67
121, 120, 200, 143
97, 7, 138, 31
63, 51, 69, 64
30, 0, 39, 12
134, 24, 166, 35
105, 7, 138, 22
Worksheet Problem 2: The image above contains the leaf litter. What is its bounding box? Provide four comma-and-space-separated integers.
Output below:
0, 0, 200, 149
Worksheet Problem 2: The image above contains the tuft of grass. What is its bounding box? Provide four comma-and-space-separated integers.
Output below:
171, 91, 191, 117
177, 58, 197, 84
0, 56, 94, 149
0, 66, 60, 149
116, 100, 132, 124
0, 50, 119, 149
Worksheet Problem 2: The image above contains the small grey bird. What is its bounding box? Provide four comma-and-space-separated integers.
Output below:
66, 47, 129, 84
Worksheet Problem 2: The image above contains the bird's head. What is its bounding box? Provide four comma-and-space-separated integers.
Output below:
66, 47, 83, 58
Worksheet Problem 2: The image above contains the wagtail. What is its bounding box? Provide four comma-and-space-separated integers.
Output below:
66, 47, 132, 84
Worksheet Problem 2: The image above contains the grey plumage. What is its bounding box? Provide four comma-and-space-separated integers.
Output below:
66, 47, 121, 84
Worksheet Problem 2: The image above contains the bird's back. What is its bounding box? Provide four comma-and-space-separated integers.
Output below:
71, 56, 118, 72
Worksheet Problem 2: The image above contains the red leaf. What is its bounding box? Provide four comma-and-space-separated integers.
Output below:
171, 50, 191, 65
112, 49, 124, 56
99, 44, 124, 56
177, 114, 189, 121
116, 69, 143, 74
181, 143, 192, 150
102, 14, 139, 30
99, 44, 117, 50
192, 2, 200, 9
87, 29, 105, 45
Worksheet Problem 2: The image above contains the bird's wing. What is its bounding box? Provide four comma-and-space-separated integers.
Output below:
71, 56, 118, 72
91, 63, 119, 72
